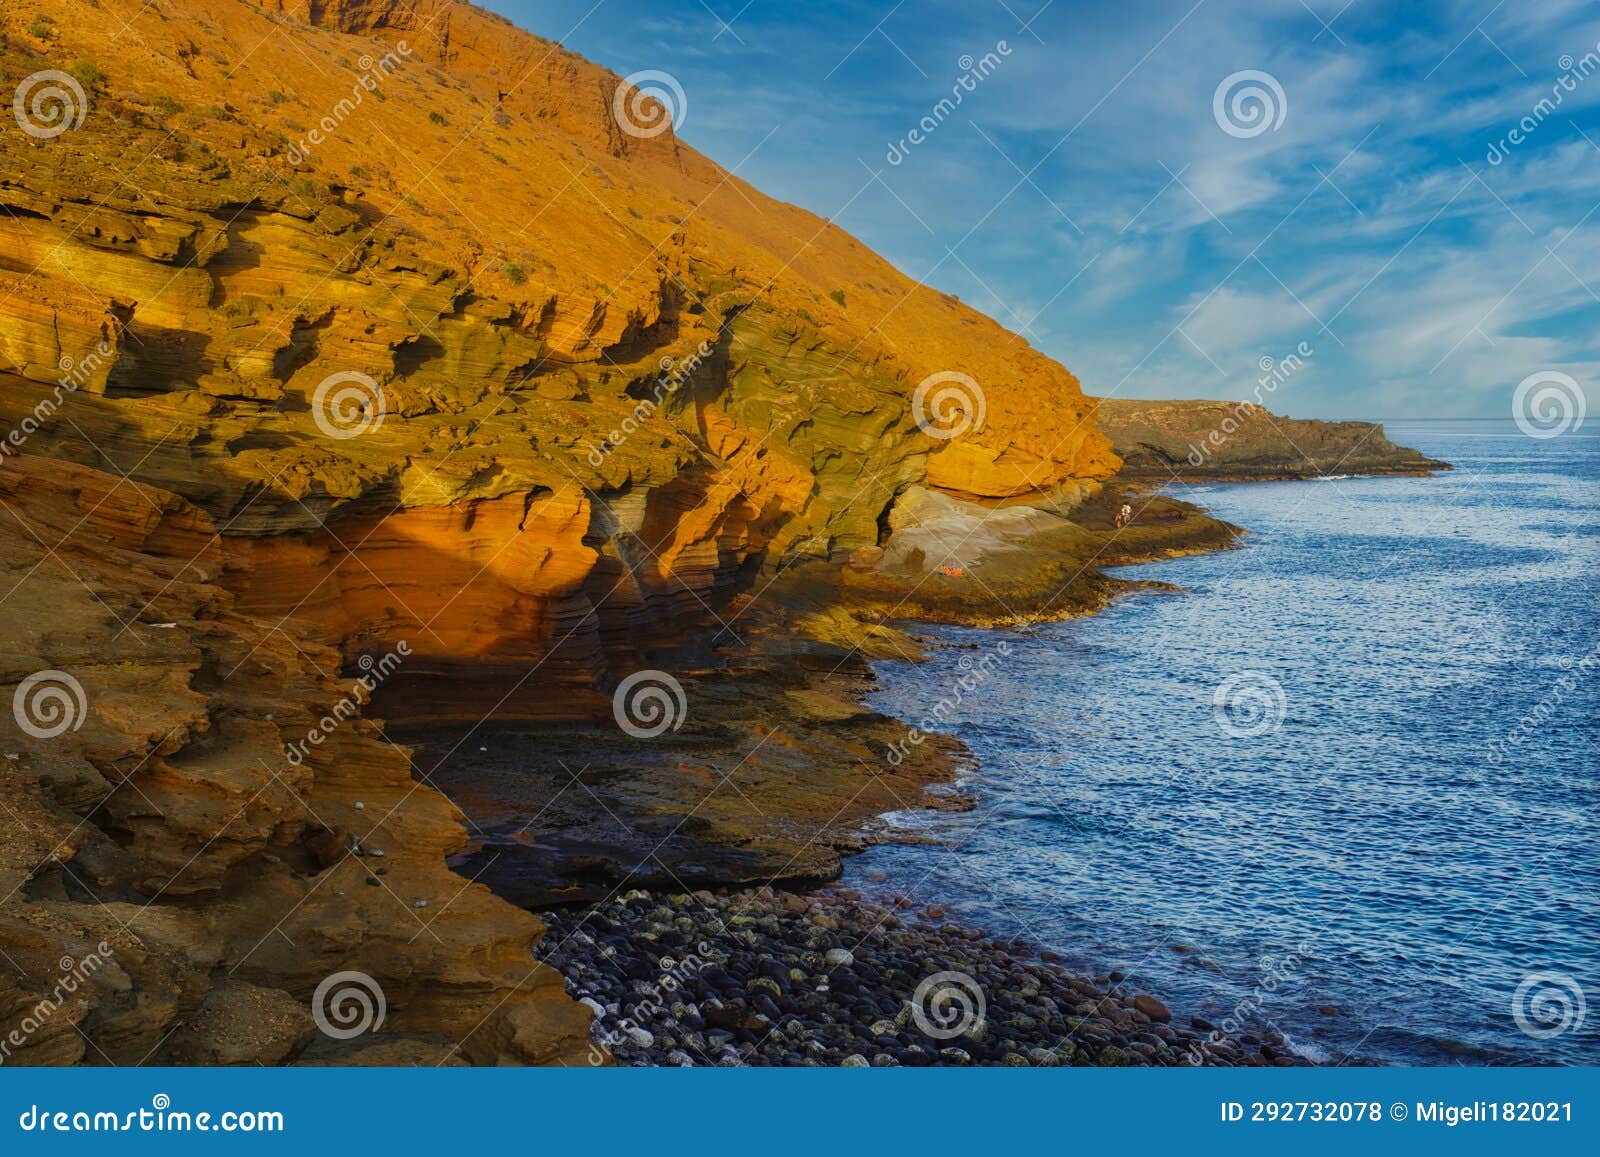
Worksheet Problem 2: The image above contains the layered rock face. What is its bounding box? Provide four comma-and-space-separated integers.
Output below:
0, 456, 591, 1065
0, 0, 1115, 689
0, 0, 1117, 1064
1094, 398, 1447, 481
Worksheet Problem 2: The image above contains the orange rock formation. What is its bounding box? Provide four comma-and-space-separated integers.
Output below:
0, 0, 1119, 1064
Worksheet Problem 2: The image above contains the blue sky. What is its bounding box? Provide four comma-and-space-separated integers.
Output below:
488, 0, 1600, 419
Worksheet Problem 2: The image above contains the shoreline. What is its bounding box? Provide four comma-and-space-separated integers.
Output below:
523, 458, 1452, 1067
418, 445, 1451, 1066
527, 596, 1323, 1069
401, 488, 1250, 909
535, 885, 1315, 1067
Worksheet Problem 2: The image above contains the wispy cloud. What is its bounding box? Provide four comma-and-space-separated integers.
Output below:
494, 0, 1600, 418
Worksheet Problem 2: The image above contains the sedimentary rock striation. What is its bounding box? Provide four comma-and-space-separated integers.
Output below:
0, 0, 1118, 1065
0, 0, 1114, 663
0, 456, 590, 1065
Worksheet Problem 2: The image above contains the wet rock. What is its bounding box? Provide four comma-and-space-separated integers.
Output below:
1132, 994, 1171, 1023
534, 886, 1288, 1069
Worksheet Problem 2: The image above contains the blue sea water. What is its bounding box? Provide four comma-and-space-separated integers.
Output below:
851, 419, 1599, 1066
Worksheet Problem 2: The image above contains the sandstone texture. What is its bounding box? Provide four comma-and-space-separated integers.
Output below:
0, 456, 590, 1065
0, 0, 1123, 726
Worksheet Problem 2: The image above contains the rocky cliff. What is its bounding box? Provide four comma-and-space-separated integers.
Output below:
0, 455, 590, 1065
0, 0, 1116, 684
0, 0, 1118, 1065
1094, 398, 1447, 481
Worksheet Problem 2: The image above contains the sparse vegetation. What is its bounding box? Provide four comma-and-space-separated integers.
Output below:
268, 89, 288, 105
152, 94, 182, 117
29, 15, 54, 40
428, 110, 446, 126
829, 289, 847, 308
503, 262, 527, 286
70, 61, 106, 90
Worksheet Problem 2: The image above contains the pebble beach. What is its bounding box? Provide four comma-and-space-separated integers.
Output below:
536, 886, 1312, 1067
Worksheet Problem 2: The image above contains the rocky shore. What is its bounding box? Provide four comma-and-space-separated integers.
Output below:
404, 485, 1248, 909
1094, 398, 1449, 481
536, 887, 1310, 1067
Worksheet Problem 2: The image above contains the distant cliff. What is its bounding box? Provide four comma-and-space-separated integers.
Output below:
1094, 399, 1448, 481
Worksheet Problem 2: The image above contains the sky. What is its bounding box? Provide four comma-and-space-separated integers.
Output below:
485, 0, 1600, 420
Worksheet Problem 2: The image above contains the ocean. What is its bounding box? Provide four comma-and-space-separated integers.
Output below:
851, 419, 1599, 1065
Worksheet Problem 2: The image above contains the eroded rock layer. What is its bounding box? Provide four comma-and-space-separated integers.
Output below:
0, 0, 1119, 1066
0, 0, 1116, 691
0, 456, 590, 1066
